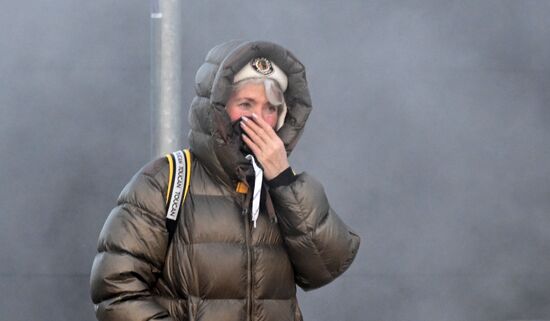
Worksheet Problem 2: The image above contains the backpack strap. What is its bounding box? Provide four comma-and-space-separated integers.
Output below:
164, 149, 192, 243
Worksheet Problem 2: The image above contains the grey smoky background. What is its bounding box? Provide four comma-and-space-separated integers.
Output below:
1, 1, 550, 320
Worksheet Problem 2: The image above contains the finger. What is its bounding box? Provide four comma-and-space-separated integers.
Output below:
251, 113, 278, 139
245, 115, 285, 149
242, 133, 262, 158
241, 117, 269, 145
244, 115, 278, 145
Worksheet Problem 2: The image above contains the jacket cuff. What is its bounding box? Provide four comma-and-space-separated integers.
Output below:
267, 167, 296, 188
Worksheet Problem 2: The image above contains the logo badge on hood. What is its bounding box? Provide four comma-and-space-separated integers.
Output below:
251, 57, 274, 75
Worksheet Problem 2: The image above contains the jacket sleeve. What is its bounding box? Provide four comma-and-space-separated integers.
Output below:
269, 172, 360, 291
90, 158, 174, 321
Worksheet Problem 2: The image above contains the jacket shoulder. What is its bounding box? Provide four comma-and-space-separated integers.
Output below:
140, 156, 170, 180
116, 156, 171, 216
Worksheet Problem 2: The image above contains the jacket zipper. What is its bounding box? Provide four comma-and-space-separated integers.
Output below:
243, 206, 253, 321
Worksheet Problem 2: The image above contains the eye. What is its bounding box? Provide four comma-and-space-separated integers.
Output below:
267, 105, 278, 113
239, 101, 251, 108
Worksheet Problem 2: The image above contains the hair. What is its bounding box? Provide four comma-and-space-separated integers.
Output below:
231, 78, 285, 111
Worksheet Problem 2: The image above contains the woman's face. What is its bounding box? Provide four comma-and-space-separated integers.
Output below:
225, 82, 279, 129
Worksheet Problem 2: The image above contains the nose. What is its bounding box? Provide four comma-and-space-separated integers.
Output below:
252, 105, 264, 117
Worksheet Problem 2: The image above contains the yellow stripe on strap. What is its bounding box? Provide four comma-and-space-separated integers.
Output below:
183, 149, 192, 202
165, 154, 174, 204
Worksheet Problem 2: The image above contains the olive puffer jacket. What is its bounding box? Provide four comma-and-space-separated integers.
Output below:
90, 40, 360, 321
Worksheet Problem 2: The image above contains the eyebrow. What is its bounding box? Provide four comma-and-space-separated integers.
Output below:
237, 97, 255, 102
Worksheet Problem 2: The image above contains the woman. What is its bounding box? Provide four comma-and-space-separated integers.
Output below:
90, 40, 360, 321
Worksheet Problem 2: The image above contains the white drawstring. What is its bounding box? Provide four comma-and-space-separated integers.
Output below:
245, 154, 263, 228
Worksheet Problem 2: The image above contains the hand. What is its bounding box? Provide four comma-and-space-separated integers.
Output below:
240, 113, 289, 180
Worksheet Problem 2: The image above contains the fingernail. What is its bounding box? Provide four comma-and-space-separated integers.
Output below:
240, 121, 246, 127
242, 116, 249, 122
251, 113, 258, 118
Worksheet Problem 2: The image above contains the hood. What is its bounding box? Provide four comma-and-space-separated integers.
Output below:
188, 40, 313, 187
